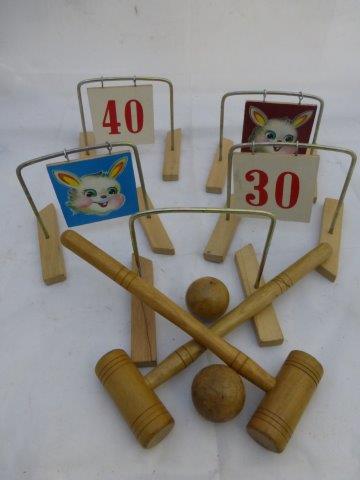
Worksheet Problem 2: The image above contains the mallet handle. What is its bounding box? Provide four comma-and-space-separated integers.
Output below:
61, 230, 275, 391
145, 242, 332, 389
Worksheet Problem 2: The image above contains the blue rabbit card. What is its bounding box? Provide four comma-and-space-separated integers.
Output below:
47, 151, 139, 227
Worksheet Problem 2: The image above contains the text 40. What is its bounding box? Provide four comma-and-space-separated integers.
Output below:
102, 99, 144, 135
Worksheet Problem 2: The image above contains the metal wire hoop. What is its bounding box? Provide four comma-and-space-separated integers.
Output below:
218, 90, 324, 162
129, 207, 276, 289
16, 142, 150, 239
226, 142, 356, 234
77, 75, 176, 151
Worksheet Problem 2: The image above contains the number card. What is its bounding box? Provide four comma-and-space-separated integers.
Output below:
233, 152, 319, 222
241, 101, 317, 154
88, 85, 155, 144
47, 152, 139, 227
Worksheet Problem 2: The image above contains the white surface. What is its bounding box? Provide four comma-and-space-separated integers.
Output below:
1, 1, 360, 479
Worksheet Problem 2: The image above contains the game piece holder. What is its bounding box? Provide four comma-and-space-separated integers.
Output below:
77, 75, 181, 180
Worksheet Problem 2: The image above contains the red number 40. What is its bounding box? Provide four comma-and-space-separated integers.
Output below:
102, 99, 144, 135
245, 169, 300, 209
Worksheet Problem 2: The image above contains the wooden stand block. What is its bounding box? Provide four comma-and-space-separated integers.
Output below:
206, 138, 234, 194
131, 255, 157, 367
162, 128, 182, 181
203, 195, 240, 263
234, 244, 283, 346
316, 197, 343, 282
79, 131, 96, 159
37, 203, 66, 285
136, 187, 175, 255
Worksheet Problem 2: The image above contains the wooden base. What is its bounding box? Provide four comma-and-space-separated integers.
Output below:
79, 131, 96, 158
78, 132, 174, 255
203, 195, 240, 263
206, 138, 234, 194
162, 128, 182, 181
37, 203, 66, 285
131, 255, 157, 367
136, 187, 175, 255
316, 197, 343, 282
234, 244, 283, 346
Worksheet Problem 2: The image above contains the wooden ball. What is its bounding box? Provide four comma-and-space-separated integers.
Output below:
191, 365, 246, 422
186, 276, 229, 321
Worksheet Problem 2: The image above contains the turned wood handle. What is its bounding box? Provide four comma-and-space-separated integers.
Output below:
145, 242, 332, 389
61, 230, 275, 391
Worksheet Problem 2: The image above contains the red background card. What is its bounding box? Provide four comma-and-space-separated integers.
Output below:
241, 100, 317, 154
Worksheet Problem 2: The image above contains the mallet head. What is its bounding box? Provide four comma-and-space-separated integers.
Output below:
95, 349, 174, 448
247, 350, 323, 452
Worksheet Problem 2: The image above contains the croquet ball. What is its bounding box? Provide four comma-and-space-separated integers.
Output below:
186, 276, 229, 321
191, 364, 246, 422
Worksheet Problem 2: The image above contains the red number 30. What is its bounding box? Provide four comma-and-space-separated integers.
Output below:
245, 169, 268, 206
245, 169, 300, 209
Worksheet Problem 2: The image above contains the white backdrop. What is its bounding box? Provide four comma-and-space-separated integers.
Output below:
1, 1, 360, 479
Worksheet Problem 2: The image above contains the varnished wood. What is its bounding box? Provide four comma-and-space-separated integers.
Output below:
145, 242, 332, 390
131, 255, 157, 367
247, 350, 323, 452
162, 128, 182, 181
191, 364, 245, 422
235, 244, 283, 346
37, 203, 66, 285
62, 231, 325, 451
203, 195, 241, 263
186, 276, 229, 321
206, 138, 234, 193
95, 349, 174, 448
61, 229, 276, 392
136, 187, 175, 255
317, 197, 343, 282
79, 131, 96, 158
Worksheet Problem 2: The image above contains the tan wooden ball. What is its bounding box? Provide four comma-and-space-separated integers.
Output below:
185, 276, 230, 321
191, 364, 246, 422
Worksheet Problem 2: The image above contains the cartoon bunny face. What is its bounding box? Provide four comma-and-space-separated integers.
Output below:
249, 106, 314, 154
54, 158, 127, 216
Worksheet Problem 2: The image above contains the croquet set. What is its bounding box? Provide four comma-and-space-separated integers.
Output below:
16, 79, 357, 453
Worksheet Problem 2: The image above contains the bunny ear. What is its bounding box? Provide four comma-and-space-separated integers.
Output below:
249, 106, 268, 127
292, 110, 314, 128
109, 157, 127, 178
54, 171, 80, 187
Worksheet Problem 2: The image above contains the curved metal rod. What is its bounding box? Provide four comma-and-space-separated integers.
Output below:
226, 142, 357, 234
129, 207, 276, 289
77, 76, 175, 151
218, 90, 324, 161
16, 142, 150, 239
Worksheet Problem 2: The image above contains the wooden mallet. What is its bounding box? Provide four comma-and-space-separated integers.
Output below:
61, 230, 327, 452
145, 242, 332, 390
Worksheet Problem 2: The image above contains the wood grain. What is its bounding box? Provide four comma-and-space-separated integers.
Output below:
235, 244, 283, 346
79, 131, 96, 158
131, 255, 157, 367
145, 242, 332, 390
317, 197, 343, 282
95, 349, 174, 448
206, 138, 234, 193
136, 187, 175, 255
203, 195, 240, 263
247, 350, 323, 452
61, 229, 276, 392
162, 128, 182, 181
37, 203, 66, 285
